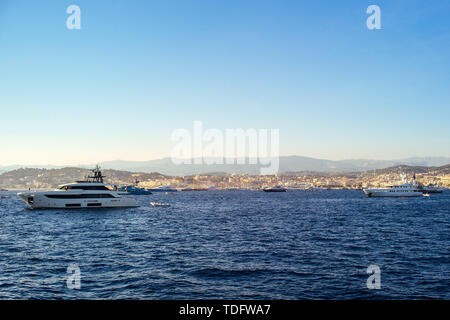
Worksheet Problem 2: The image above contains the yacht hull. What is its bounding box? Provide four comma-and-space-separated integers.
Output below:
363, 189, 422, 197
18, 192, 139, 209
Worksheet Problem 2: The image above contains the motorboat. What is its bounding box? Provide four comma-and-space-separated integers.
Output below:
150, 202, 170, 207
263, 186, 287, 192
117, 186, 152, 195
17, 166, 139, 209
117, 178, 152, 195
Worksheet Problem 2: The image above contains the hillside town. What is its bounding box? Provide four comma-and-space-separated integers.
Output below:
0, 165, 448, 190
139, 165, 450, 190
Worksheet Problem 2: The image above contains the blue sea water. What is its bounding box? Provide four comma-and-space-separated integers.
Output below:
0, 190, 448, 299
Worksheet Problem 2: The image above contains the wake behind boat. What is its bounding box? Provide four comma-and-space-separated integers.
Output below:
17, 166, 139, 209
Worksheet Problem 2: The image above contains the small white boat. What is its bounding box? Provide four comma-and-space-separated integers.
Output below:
150, 202, 171, 207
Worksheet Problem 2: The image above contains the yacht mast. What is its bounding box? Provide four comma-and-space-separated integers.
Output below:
87, 165, 105, 183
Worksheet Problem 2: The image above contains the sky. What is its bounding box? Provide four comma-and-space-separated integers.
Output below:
0, 0, 449, 165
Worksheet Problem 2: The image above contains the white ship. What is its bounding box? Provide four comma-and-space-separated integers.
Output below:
363, 174, 423, 197
17, 166, 139, 209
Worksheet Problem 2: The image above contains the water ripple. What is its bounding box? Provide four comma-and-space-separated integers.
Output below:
0, 189, 448, 299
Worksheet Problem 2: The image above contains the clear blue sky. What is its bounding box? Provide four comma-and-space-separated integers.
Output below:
0, 0, 449, 165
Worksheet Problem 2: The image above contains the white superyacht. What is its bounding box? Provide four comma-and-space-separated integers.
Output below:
17, 166, 139, 209
363, 174, 423, 197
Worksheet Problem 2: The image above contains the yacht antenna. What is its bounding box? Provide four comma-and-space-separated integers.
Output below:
87, 165, 105, 183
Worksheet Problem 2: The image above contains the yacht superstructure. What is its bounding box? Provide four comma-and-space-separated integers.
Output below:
17, 166, 139, 209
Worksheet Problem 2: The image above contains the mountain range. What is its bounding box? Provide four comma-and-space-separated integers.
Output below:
0, 156, 449, 175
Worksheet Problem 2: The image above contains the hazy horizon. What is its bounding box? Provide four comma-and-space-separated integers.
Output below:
1, 155, 450, 168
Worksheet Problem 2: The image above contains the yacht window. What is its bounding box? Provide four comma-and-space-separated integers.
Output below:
45, 194, 115, 199
69, 186, 110, 191
60, 186, 110, 191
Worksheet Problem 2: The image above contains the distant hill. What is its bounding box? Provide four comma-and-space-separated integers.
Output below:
0, 167, 169, 189
0, 164, 64, 174
95, 156, 450, 175
1, 156, 449, 176
362, 164, 450, 176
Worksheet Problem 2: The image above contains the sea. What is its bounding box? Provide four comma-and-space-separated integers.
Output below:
0, 189, 448, 299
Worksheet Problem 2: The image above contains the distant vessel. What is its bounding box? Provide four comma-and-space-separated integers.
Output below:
363, 174, 422, 197
148, 186, 178, 192
17, 166, 139, 209
150, 202, 170, 207
181, 187, 208, 192
419, 184, 444, 194
117, 178, 152, 195
292, 182, 313, 191
117, 185, 152, 195
263, 186, 287, 192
